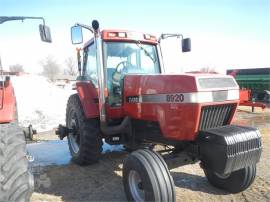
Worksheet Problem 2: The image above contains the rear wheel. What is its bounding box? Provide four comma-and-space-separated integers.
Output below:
204, 165, 257, 193
123, 149, 175, 202
0, 122, 34, 202
66, 94, 102, 165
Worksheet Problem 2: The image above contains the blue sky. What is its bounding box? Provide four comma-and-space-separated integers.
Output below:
0, 0, 269, 73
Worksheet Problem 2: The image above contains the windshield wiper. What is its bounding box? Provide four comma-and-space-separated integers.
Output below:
135, 41, 156, 63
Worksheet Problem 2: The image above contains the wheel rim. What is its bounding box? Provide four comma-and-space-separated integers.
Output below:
128, 170, 145, 201
215, 172, 231, 179
68, 113, 80, 154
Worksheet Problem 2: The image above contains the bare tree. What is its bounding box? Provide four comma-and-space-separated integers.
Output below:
200, 66, 216, 73
9, 64, 24, 72
40, 56, 60, 81
64, 57, 77, 76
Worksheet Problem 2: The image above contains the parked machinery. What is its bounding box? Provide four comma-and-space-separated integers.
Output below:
0, 16, 51, 202
57, 20, 262, 201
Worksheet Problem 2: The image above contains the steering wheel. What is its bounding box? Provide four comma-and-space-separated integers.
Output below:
112, 61, 132, 85
115, 61, 132, 73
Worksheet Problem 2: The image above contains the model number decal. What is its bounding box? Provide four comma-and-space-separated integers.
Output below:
127, 96, 140, 103
166, 94, 184, 102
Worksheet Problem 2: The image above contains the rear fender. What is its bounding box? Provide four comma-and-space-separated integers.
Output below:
0, 82, 17, 123
76, 81, 99, 118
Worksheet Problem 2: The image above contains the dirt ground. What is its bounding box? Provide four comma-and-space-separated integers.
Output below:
30, 106, 270, 202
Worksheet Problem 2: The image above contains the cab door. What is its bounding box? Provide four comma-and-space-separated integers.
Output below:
76, 43, 99, 118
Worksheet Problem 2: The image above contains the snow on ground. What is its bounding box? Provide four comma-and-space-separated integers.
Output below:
13, 74, 123, 153
12, 74, 74, 132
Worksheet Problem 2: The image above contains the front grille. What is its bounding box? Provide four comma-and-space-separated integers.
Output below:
199, 104, 236, 130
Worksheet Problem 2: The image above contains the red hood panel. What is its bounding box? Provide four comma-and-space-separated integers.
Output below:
124, 74, 198, 95
123, 74, 238, 141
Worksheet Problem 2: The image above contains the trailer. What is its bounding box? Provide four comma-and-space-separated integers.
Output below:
227, 68, 270, 102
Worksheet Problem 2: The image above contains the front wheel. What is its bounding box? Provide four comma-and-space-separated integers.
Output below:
123, 149, 175, 202
204, 165, 257, 193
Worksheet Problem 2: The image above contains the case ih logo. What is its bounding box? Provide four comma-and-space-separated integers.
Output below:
127, 96, 140, 103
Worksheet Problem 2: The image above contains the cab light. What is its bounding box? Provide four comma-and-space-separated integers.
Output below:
108, 32, 117, 37
144, 34, 151, 40
118, 32, 126, 38
150, 36, 157, 41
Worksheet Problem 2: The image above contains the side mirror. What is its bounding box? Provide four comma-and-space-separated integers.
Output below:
182, 38, 191, 52
39, 24, 52, 43
71, 26, 83, 44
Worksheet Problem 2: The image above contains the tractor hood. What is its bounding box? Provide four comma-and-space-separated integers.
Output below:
123, 74, 239, 104
123, 74, 239, 141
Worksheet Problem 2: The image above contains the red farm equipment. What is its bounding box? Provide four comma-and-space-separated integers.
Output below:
56, 20, 262, 201
239, 89, 266, 112
228, 69, 268, 112
0, 16, 52, 202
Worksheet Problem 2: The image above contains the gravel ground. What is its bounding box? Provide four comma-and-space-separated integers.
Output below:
30, 106, 270, 202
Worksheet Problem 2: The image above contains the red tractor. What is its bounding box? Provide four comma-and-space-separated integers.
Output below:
57, 20, 262, 201
0, 16, 51, 202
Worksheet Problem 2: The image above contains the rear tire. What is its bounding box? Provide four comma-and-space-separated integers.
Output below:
66, 94, 102, 165
0, 122, 34, 202
123, 149, 175, 202
204, 165, 257, 193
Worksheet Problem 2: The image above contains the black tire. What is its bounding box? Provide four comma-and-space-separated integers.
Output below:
123, 149, 175, 202
204, 165, 257, 193
0, 122, 34, 202
66, 94, 102, 165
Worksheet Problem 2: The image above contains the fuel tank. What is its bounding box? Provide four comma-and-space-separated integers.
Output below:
123, 74, 240, 141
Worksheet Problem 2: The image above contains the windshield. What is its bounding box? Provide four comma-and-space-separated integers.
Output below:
103, 42, 160, 75
103, 41, 160, 107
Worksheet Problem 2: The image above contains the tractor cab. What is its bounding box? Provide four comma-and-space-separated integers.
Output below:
75, 30, 162, 101
102, 31, 161, 106
71, 24, 190, 115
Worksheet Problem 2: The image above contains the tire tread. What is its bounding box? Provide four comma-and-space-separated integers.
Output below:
0, 122, 33, 202
66, 94, 102, 165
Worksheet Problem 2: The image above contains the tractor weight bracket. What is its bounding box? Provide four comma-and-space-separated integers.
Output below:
23, 124, 37, 141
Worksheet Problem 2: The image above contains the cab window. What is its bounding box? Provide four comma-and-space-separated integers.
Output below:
83, 44, 97, 87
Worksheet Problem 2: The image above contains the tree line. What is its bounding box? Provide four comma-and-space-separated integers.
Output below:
9, 56, 77, 81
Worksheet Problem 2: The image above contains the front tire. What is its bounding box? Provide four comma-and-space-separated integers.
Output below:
204, 165, 257, 193
123, 149, 175, 202
66, 94, 102, 165
0, 122, 34, 202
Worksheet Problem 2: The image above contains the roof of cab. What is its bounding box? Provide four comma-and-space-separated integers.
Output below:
83, 29, 158, 48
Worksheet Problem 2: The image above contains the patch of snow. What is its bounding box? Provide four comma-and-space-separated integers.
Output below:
12, 74, 74, 132
13, 74, 125, 154
102, 140, 124, 153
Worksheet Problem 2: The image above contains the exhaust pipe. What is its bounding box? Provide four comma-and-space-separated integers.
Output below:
93, 20, 131, 136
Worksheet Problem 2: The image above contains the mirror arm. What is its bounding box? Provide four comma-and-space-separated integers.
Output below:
0, 16, 46, 25
158, 33, 183, 43
74, 23, 94, 33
